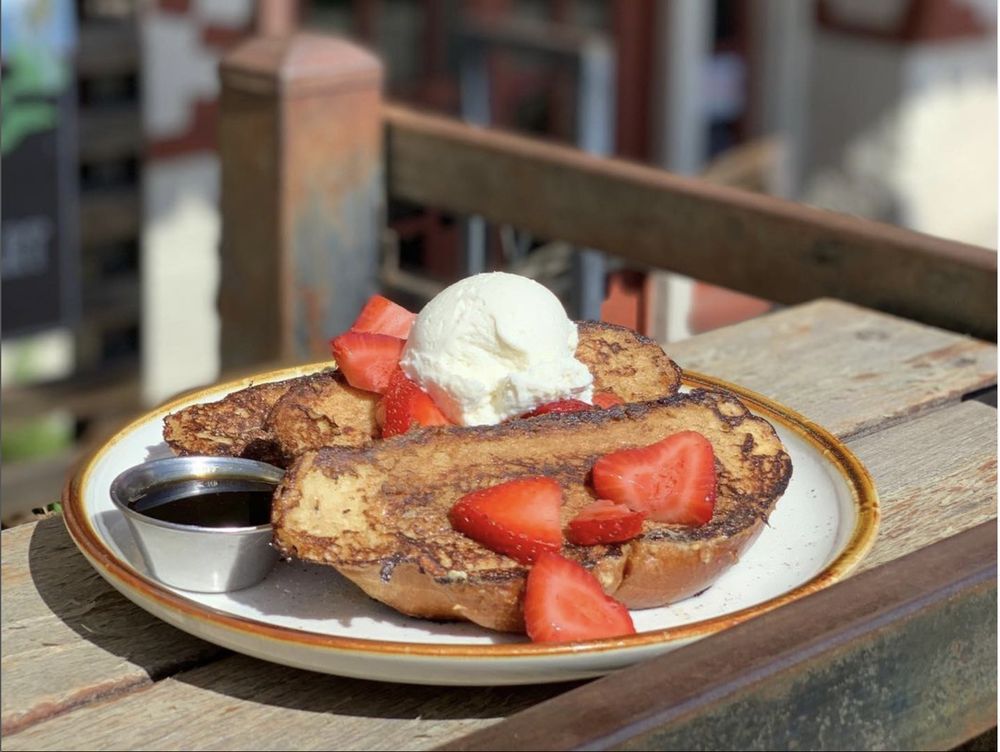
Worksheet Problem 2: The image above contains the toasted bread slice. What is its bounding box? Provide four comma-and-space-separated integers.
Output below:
264, 371, 381, 464
575, 321, 681, 403
272, 388, 793, 633
162, 378, 291, 467
163, 322, 682, 465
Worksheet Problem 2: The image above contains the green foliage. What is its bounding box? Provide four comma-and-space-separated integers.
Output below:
2, 414, 73, 462
1, 45, 68, 154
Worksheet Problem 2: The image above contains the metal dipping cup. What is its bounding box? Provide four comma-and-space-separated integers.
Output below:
110, 456, 284, 592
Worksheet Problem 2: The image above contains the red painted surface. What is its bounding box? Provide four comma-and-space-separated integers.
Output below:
600, 270, 646, 332
392, 211, 460, 280
688, 282, 773, 336
148, 99, 218, 159
613, 0, 655, 161
158, 0, 191, 14
202, 25, 250, 49
147, 4, 253, 161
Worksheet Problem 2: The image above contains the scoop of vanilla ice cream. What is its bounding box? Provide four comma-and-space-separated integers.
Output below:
399, 272, 594, 426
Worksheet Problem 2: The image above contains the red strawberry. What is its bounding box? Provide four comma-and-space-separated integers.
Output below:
448, 477, 562, 565
523, 399, 593, 418
329, 331, 405, 393
524, 552, 636, 643
593, 391, 625, 409
592, 431, 717, 525
350, 295, 417, 338
380, 370, 452, 437
566, 500, 646, 545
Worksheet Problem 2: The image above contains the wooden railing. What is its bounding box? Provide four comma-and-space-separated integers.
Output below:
385, 104, 997, 341
216, 33, 995, 376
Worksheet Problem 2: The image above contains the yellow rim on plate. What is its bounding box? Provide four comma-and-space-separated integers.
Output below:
63, 363, 880, 658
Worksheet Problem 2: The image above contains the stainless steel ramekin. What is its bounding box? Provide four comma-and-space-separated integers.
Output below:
110, 456, 284, 592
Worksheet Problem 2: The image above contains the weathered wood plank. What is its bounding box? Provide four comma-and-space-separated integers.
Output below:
437, 521, 997, 751
384, 105, 997, 340
668, 299, 996, 439
2, 653, 574, 751
5, 400, 993, 750
3, 302, 993, 745
850, 401, 998, 573
0, 518, 227, 736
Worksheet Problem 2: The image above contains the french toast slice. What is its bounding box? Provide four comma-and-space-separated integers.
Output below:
272, 388, 793, 633
264, 371, 380, 464
575, 321, 682, 403
161, 378, 291, 466
163, 321, 682, 465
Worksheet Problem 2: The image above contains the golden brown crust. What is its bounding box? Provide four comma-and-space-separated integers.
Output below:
272, 388, 792, 633
162, 322, 683, 466
264, 370, 381, 465
576, 320, 682, 402
162, 378, 291, 466
612, 523, 764, 608
339, 561, 529, 631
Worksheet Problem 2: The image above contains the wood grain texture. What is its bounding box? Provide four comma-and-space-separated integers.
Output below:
1, 518, 227, 736
5, 401, 994, 750
849, 401, 998, 573
384, 104, 996, 340
668, 299, 996, 439
3, 302, 996, 749
3, 653, 573, 751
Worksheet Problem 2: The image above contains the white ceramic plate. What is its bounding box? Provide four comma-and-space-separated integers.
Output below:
64, 365, 879, 686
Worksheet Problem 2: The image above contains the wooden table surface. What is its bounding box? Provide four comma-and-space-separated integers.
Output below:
3, 300, 996, 751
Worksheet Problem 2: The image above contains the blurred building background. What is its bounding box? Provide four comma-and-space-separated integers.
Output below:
2, 0, 997, 523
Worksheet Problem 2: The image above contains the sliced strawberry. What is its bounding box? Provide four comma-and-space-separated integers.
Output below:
329, 331, 405, 393
349, 295, 417, 338
566, 500, 646, 545
523, 399, 593, 418
380, 369, 452, 437
448, 477, 562, 565
593, 391, 625, 409
524, 552, 636, 643
592, 431, 717, 525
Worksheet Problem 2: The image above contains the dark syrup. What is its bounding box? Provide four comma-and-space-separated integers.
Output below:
128, 479, 274, 527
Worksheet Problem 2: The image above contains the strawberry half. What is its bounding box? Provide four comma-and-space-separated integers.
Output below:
523, 399, 593, 418
350, 295, 417, 339
524, 552, 636, 643
329, 331, 405, 393
593, 391, 625, 409
566, 500, 646, 545
592, 431, 717, 525
448, 477, 562, 565
380, 369, 452, 437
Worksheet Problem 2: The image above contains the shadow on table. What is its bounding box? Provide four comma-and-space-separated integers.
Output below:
28, 517, 579, 722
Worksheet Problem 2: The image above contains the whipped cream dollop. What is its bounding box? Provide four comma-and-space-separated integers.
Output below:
399, 272, 594, 426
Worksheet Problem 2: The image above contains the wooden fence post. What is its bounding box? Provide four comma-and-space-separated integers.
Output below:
217, 34, 383, 370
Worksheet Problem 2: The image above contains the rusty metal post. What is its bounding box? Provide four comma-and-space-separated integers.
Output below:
256, 0, 300, 37
217, 34, 383, 370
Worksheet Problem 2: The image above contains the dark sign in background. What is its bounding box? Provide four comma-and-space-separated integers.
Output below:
1, 0, 80, 338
